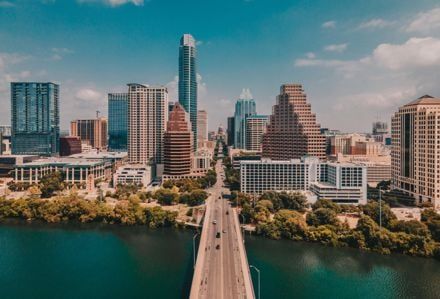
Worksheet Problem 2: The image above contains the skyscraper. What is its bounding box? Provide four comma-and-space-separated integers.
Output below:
234, 88, 256, 149
108, 93, 128, 151
178, 34, 198, 150
164, 103, 193, 176
70, 118, 108, 150
246, 115, 269, 152
372, 121, 388, 135
127, 83, 168, 164
59, 136, 82, 156
391, 95, 440, 207
227, 116, 235, 147
197, 110, 208, 142
11, 82, 60, 156
262, 84, 326, 160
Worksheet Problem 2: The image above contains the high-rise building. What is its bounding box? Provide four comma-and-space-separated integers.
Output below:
108, 93, 128, 151
11, 82, 60, 156
178, 34, 198, 150
227, 116, 235, 147
240, 157, 367, 205
262, 84, 326, 160
70, 118, 108, 150
59, 136, 82, 156
246, 115, 269, 151
197, 110, 208, 142
234, 89, 256, 149
372, 121, 388, 135
127, 83, 168, 164
0, 126, 11, 155
0, 126, 11, 137
391, 95, 440, 207
164, 103, 193, 176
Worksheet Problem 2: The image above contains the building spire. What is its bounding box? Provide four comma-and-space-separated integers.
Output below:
240, 88, 253, 100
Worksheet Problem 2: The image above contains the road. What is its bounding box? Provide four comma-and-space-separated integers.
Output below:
190, 156, 254, 299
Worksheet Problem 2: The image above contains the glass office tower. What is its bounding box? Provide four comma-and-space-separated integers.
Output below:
11, 82, 60, 156
108, 93, 128, 151
178, 34, 198, 150
234, 89, 256, 149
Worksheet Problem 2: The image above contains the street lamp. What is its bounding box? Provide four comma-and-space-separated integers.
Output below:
193, 232, 199, 268
250, 265, 261, 299
379, 186, 382, 229
239, 213, 246, 244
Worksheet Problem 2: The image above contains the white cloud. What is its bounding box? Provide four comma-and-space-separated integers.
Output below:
165, 75, 178, 102
75, 88, 102, 101
296, 37, 440, 72
305, 52, 316, 59
50, 47, 74, 61
166, 73, 208, 104
0, 1, 14, 7
406, 7, 440, 34
324, 43, 348, 53
78, 0, 145, 6
358, 18, 394, 30
322, 21, 336, 29
372, 37, 440, 70
197, 73, 208, 101
337, 87, 419, 110
295, 58, 349, 68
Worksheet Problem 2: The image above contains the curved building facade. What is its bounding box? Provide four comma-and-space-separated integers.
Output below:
164, 103, 193, 175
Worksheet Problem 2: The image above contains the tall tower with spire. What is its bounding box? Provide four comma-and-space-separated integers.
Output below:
234, 88, 257, 149
178, 34, 198, 151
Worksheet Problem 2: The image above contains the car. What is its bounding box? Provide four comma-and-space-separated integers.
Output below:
222, 230, 226, 233
212, 220, 217, 224
216, 232, 221, 238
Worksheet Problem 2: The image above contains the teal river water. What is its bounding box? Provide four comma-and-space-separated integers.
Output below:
0, 222, 439, 299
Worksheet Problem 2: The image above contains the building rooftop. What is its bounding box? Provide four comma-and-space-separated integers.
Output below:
247, 115, 269, 119
405, 95, 440, 106
69, 151, 127, 160
16, 157, 105, 168
181, 34, 196, 47
0, 155, 39, 159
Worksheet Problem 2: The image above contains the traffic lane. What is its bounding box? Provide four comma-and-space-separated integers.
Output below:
223, 201, 240, 299
206, 199, 220, 299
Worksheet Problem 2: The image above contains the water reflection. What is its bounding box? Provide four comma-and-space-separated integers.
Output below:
246, 236, 440, 299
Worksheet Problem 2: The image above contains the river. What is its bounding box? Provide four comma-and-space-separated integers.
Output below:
0, 222, 439, 299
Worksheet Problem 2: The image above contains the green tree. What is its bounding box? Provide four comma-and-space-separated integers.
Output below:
39, 172, 64, 198
391, 220, 430, 237
312, 199, 341, 213
186, 189, 208, 206
260, 191, 283, 211
362, 201, 396, 228
256, 199, 274, 213
155, 188, 179, 205
306, 208, 340, 226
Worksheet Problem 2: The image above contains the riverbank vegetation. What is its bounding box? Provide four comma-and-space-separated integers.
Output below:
233, 191, 440, 258
0, 195, 177, 228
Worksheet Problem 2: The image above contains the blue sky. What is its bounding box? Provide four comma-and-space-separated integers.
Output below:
1, 0, 440, 131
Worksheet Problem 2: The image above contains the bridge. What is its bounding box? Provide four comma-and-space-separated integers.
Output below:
190, 159, 255, 299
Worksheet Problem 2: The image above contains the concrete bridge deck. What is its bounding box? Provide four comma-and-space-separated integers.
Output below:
189, 160, 254, 299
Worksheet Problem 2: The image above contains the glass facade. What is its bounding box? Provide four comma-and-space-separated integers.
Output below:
234, 92, 256, 149
178, 34, 198, 150
11, 82, 59, 156
108, 93, 128, 151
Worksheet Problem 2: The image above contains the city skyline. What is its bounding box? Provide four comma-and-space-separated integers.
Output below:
1, 1, 440, 132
